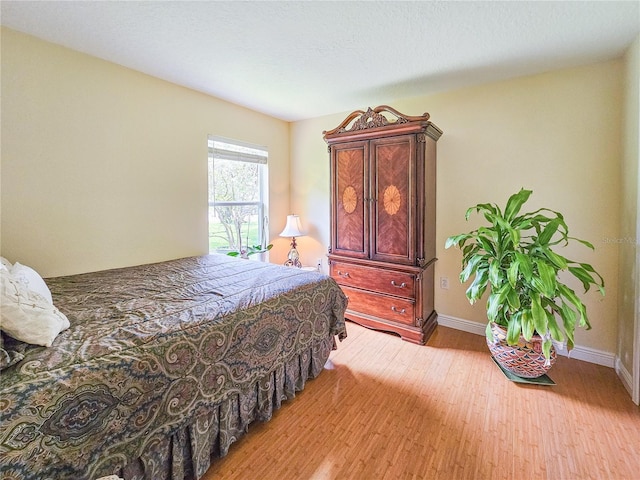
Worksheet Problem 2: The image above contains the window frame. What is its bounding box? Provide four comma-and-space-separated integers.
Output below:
207, 135, 269, 256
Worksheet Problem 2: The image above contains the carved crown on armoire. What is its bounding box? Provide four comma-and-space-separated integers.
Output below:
323, 105, 443, 344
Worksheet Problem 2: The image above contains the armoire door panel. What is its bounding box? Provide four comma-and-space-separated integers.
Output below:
332, 142, 369, 258
371, 136, 415, 264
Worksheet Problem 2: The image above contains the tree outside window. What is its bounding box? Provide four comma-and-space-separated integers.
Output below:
208, 137, 268, 255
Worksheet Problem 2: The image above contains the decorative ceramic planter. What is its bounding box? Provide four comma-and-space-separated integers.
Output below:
487, 322, 557, 378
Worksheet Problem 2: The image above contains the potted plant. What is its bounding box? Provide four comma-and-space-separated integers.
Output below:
445, 188, 605, 378
227, 243, 273, 259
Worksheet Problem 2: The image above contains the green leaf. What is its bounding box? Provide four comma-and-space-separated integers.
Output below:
558, 284, 591, 330
507, 259, 519, 288
521, 309, 534, 340
578, 262, 606, 292
506, 286, 521, 311
514, 252, 533, 281
485, 322, 494, 343
537, 218, 561, 245
476, 235, 496, 256
483, 211, 498, 225
569, 237, 595, 250
534, 259, 557, 297
466, 267, 489, 303
511, 216, 532, 231
568, 266, 597, 293
462, 243, 479, 257
508, 227, 521, 249
546, 310, 565, 343
486, 284, 510, 320
559, 302, 577, 350
504, 188, 532, 221
506, 314, 522, 345
445, 234, 469, 249
526, 212, 556, 224
542, 248, 568, 270
542, 338, 553, 363
488, 259, 502, 287
460, 254, 485, 283
531, 294, 548, 336
486, 292, 501, 322
465, 203, 498, 221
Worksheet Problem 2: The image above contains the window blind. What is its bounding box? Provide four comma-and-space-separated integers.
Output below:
208, 136, 268, 165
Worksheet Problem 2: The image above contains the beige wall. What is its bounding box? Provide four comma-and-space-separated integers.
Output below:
0, 28, 292, 277
618, 33, 640, 401
1, 26, 631, 362
291, 60, 624, 357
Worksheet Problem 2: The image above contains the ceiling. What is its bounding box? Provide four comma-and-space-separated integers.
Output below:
1, 1, 639, 122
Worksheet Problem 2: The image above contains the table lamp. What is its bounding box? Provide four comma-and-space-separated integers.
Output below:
280, 214, 304, 268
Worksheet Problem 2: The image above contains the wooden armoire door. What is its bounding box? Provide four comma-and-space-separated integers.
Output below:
370, 135, 416, 265
331, 140, 369, 259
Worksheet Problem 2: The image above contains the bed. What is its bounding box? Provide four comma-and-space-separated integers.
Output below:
0, 254, 348, 480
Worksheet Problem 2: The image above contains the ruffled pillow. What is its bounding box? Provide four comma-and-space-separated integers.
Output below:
0, 269, 70, 347
0, 256, 12, 271
11, 262, 53, 304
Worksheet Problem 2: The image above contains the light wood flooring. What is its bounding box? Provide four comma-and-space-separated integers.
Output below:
202, 321, 640, 480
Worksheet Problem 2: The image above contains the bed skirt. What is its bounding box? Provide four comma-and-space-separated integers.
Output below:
119, 335, 333, 480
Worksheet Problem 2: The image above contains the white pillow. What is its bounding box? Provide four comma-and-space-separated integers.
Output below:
0, 270, 70, 347
11, 262, 53, 305
0, 257, 12, 271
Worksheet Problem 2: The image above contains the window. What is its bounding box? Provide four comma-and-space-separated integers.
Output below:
208, 136, 269, 255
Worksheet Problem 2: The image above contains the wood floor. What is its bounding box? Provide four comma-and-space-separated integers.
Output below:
202, 321, 640, 480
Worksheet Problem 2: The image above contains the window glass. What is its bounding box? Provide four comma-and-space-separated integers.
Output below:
208, 137, 268, 254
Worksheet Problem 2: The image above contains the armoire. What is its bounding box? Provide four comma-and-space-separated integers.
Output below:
323, 105, 443, 344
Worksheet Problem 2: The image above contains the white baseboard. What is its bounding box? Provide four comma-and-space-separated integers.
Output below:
437, 313, 616, 368
615, 358, 635, 399
437, 313, 487, 336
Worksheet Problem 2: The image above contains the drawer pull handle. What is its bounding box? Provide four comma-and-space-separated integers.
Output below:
391, 306, 406, 314
337, 271, 350, 278
391, 280, 407, 288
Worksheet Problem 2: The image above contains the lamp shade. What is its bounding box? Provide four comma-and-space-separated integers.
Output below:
280, 215, 304, 237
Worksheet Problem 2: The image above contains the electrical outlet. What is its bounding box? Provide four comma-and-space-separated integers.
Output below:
316, 258, 323, 271
440, 277, 449, 289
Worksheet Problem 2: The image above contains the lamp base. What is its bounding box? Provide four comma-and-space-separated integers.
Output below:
284, 245, 302, 268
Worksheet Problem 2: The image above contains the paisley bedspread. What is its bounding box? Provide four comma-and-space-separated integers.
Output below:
0, 255, 347, 480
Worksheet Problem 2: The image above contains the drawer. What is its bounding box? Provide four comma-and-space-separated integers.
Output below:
341, 286, 416, 326
330, 261, 415, 299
